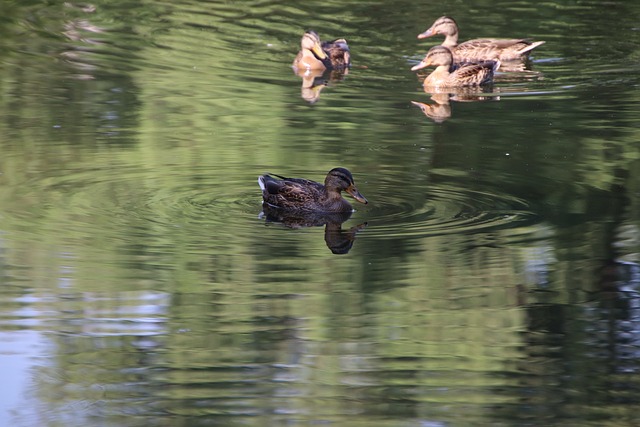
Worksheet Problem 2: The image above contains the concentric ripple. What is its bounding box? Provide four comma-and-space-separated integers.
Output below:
4, 164, 261, 245
6, 162, 539, 249
362, 184, 538, 238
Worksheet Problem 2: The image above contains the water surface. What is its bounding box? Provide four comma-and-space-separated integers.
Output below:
1, 1, 639, 426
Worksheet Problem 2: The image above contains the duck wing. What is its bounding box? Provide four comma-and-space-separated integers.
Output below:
451, 61, 497, 86
456, 38, 543, 62
260, 174, 324, 207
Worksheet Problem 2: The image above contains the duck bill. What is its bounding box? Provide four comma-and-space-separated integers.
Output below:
311, 42, 328, 60
411, 58, 431, 71
346, 185, 368, 204
417, 28, 435, 39
411, 100, 428, 111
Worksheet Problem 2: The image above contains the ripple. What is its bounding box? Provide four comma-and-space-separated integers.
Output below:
7, 160, 539, 248
6, 164, 261, 243
363, 184, 538, 238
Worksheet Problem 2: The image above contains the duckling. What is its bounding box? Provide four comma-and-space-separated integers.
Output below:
258, 167, 368, 213
411, 45, 498, 88
417, 16, 545, 64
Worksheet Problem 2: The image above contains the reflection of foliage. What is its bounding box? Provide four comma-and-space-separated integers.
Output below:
0, 0, 637, 299
0, 2, 637, 292
0, 1, 640, 425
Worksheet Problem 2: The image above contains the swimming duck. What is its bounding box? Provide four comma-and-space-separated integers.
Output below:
293, 30, 330, 72
322, 38, 351, 69
417, 16, 545, 64
293, 31, 351, 73
258, 167, 368, 213
411, 45, 498, 88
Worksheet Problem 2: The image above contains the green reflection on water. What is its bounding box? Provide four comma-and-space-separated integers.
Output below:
0, 0, 640, 426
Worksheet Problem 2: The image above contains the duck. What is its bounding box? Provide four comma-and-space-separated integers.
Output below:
411, 45, 498, 88
417, 16, 545, 64
322, 38, 351, 69
292, 31, 351, 73
292, 30, 330, 72
258, 167, 368, 213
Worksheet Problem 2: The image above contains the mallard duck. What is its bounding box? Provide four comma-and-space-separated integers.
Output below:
417, 16, 545, 64
293, 31, 351, 73
258, 167, 368, 213
411, 45, 498, 88
292, 30, 329, 72
322, 38, 351, 69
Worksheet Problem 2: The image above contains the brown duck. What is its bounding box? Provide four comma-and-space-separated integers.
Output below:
322, 38, 351, 69
411, 45, 498, 88
292, 31, 351, 72
292, 30, 329, 72
258, 168, 368, 213
417, 16, 545, 64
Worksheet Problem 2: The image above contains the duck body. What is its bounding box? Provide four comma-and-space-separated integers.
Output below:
453, 38, 544, 63
411, 46, 498, 88
258, 167, 367, 213
418, 16, 544, 64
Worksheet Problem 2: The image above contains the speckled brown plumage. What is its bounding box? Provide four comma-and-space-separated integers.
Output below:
293, 31, 351, 73
411, 46, 498, 88
418, 16, 545, 64
258, 168, 367, 213
322, 38, 351, 69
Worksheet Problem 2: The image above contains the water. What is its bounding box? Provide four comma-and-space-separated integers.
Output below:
1, 0, 639, 426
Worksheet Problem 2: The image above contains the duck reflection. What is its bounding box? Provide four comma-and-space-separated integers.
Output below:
411, 93, 452, 123
294, 68, 349, 104
412, 87, 497, 123
259, 205, 367, 254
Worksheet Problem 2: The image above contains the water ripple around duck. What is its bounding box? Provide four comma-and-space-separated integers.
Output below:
362, 184, 538, 239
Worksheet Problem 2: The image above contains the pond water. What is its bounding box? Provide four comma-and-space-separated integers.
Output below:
1, 0, 639, 426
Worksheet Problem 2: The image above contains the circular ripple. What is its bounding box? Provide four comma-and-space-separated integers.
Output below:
7, 164, 539, 247
7, 165, 263, 243
361, 184, 539, 239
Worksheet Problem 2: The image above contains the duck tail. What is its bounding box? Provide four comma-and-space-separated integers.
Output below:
258, 175, 267, 191
516, 40, 545, 56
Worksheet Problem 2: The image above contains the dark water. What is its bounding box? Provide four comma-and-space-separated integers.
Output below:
1, 1, 639, 426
